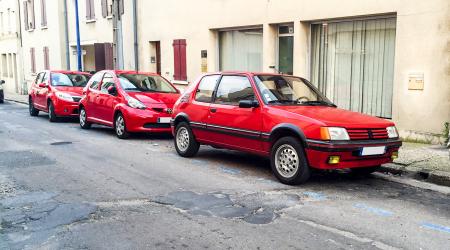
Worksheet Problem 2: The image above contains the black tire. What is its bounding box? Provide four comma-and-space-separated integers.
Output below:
79, 107, 91, 129
29, 97, 39, 116
114, 112, 130, 139
174, 122, 199, 157
350, 166, 380, 176
270, 136, 311, 185
48, 101, 58, 122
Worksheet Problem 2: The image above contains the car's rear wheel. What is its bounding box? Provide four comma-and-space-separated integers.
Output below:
174, 122, 199, 157
271, 136, 311, 185
48, 101, 58, 122
350, 166, 380, 176
79, 107, 91, 129
115, 113, 130, 139
29, 97, 39, 116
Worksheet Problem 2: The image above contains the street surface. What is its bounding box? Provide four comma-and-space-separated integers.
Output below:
0, 101, 449, 249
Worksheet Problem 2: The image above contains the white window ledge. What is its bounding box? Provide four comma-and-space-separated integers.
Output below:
172, 80, 189, 85
41, 26, 48, 30
86, 19, 96, 23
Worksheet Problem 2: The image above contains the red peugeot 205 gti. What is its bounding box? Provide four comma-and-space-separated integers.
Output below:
171, 72, 402, 185
79, 70, 180, 139
29, 70, 91, 122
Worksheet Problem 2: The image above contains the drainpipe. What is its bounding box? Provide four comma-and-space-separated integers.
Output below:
63, 0, 71, 70
17, 0, 26, 94
74, 0, 82, 71
132, 0, 139, 71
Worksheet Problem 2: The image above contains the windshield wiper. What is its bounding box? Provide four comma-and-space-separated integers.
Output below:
300, 100, 337, 107
267, 100, 296, 104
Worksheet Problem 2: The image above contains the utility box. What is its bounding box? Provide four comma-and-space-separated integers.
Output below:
408, 72, 424, 90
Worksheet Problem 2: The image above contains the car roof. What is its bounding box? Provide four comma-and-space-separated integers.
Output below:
50, 70, 92, 75
102, 70, 160, 76
205, 71, 299, 77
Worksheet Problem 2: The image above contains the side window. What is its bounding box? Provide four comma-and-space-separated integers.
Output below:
100, 73, 115, 93
214, 76, 255, 105
89, 73, 103, 90
42, 72, 49, 84
195, 75, 220, 103
34, 72, 43, 85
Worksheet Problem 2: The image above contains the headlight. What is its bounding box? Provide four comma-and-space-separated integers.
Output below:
320, 127, 350, 140
386, 126, 398, 138
126, 96, 146, 109
55, 92, 73, 102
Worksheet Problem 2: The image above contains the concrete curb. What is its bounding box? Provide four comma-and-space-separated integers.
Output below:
378, 164, 450, 187
5, 98, 28, 105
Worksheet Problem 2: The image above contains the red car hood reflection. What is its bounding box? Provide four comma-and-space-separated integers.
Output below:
271, 105, 394, 128
127, 92, 180, 106
53, 86, 84, 96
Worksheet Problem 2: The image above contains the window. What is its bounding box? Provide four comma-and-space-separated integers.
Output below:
43, 46, 49, 70
89, 72, 103, 90
40, 0, 46, 27
100, 73, 115, 93
1, 54, 7, 77
215, 76, 255, 105
86, 0, 95, 20
34, 72, 44, 85
30, 47, 36, 73
173, 39, 187, 81
100, 0, 123, 17
51, 73, 90, 87
278, 25, 294, 75
118, 74, 177, 93
23, 0, 35, 30
195, 75, 220, 103
219, 29, 263, 71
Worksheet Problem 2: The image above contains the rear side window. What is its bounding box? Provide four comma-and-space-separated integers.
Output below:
100, 73, 116, 93
214, 76, 255, 105
89, 72, 103, 90
35, 72, 44, 85
195, 75, 220, 103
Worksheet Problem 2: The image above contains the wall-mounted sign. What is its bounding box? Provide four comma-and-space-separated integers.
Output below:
201, 50, 207, 73
150, 56, 156, 63
408, 72, 424, 90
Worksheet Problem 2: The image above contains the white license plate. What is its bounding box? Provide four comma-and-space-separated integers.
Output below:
361, 146, 386, 156
158, 117, 171, 123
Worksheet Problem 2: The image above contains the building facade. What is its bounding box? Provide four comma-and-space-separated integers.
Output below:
131, 0, 450, 142
0, 0, 24, 94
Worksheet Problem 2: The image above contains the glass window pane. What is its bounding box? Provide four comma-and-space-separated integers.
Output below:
278, 36, 293, 75
195, 75, 220, 103
215, 76, 254, 105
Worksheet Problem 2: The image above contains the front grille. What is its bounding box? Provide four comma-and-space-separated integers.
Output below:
72, 97, 82, 102
347, 128, 388, 140
143, 123, 171, 129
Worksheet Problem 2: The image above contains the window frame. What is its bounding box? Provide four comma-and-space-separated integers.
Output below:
194, 74, 221, 103
212, 74, 256, 106
89, 72, 104, 90
99, 72, 116, 93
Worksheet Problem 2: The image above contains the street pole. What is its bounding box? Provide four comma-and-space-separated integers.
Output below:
112, 0, 124, 70
74, 0, 82, 71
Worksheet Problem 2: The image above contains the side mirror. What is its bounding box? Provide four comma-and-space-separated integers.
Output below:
38, 82, 47, 88
107, 86, 117, 96
239, 100, 259, 108
0, 80, 5, 85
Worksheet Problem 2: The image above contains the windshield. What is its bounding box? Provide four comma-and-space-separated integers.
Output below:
253, 75, 335, 106
51, 73, 90, 87
118, 74, 178, 93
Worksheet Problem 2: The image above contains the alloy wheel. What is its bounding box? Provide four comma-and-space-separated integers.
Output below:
274, 144, 299, 178
116, 115, 125, 136
176, 127, 190, 152
80, 109, 86, 126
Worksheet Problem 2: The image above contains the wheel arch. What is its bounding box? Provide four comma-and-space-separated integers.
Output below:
268, 123, 308, 148
173, 112, 191, 128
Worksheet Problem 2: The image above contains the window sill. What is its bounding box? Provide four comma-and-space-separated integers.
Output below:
26, 28, 35, 32
106, 16, 113, 19
172, 80, 189, 85
41, 26, 48, 30
85, 19, 96, 23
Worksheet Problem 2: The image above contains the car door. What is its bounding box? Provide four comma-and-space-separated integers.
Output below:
187, 74, 221, 141
207, 75, 263, 151
97, 73, 117, 125
31, 72, 44, 109
35, 71, 50, 109
85, 72, 103, 119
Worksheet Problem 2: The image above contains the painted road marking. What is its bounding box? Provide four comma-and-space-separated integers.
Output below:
219, 166, 241, 175
353, 203, 393, 217
303, 191, 327, 201
421, 222, 450, 234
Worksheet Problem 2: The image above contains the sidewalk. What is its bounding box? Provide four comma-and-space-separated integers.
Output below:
4, 91, 28, 105
380, 142, 450, 186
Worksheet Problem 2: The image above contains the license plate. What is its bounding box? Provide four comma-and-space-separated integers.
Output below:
361, 146, 386, 156
158, 117, 171, 123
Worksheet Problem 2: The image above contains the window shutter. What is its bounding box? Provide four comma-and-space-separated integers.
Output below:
173, 39, 187, 81
85, 0, 91, 19
43, 47, 49, 70
90, 0, 95, 19
40, 0, 47, 26
30, 0, 35, 29
119, 0, 124, 15
23, 1, 29, 30
30, 48, 36, 73
101, 0, 107, 18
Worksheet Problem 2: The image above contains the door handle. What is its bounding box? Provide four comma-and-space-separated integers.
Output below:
210, 108, 217, 113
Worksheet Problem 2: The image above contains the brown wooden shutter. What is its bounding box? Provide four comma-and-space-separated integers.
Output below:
30, 0, 35, 29
30, 48, 36, 73
104, 43, 113, 69
23, 1, 29, 30
173, 39, 187, 81
40, 0, 47, 26
85, 0, 91, 19
101, 0, 107, 18
43, 47, 49, 70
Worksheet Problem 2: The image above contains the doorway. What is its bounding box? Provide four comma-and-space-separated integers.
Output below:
149, 41, 161, 75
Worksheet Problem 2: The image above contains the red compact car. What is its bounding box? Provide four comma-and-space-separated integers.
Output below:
171, 72, 402, 185
79, 70, 180, 139
29, 70, 91, 121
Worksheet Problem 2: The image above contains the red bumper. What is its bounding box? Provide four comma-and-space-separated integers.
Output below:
53, 99, 80, 117
305, 139, 402, 169
122, 107, 172, 133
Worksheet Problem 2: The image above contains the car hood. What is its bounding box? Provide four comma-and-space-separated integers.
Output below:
127, 92, 180, 106
53, 86, 84, 96
271, 105, 394, 128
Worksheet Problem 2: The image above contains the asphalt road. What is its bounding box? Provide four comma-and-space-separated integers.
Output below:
0, 101, 449, 250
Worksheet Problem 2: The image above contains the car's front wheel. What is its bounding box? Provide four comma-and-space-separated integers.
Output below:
174, 122, 199, 157
29, 97, 39, 116
115, 113, 130, 139
271, 136, 311, 185
48, 101, 58, 122
350, 166, 380, 176
79, 107, 91, 129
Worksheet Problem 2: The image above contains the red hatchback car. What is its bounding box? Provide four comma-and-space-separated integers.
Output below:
29, 70, 91, 121
171, 72, 402, 185
79, 70, 180, 139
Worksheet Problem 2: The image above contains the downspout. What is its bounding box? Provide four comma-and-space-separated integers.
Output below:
17, 0, 26, 94
63, 0, 70, 70
132, 0, 139, 71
